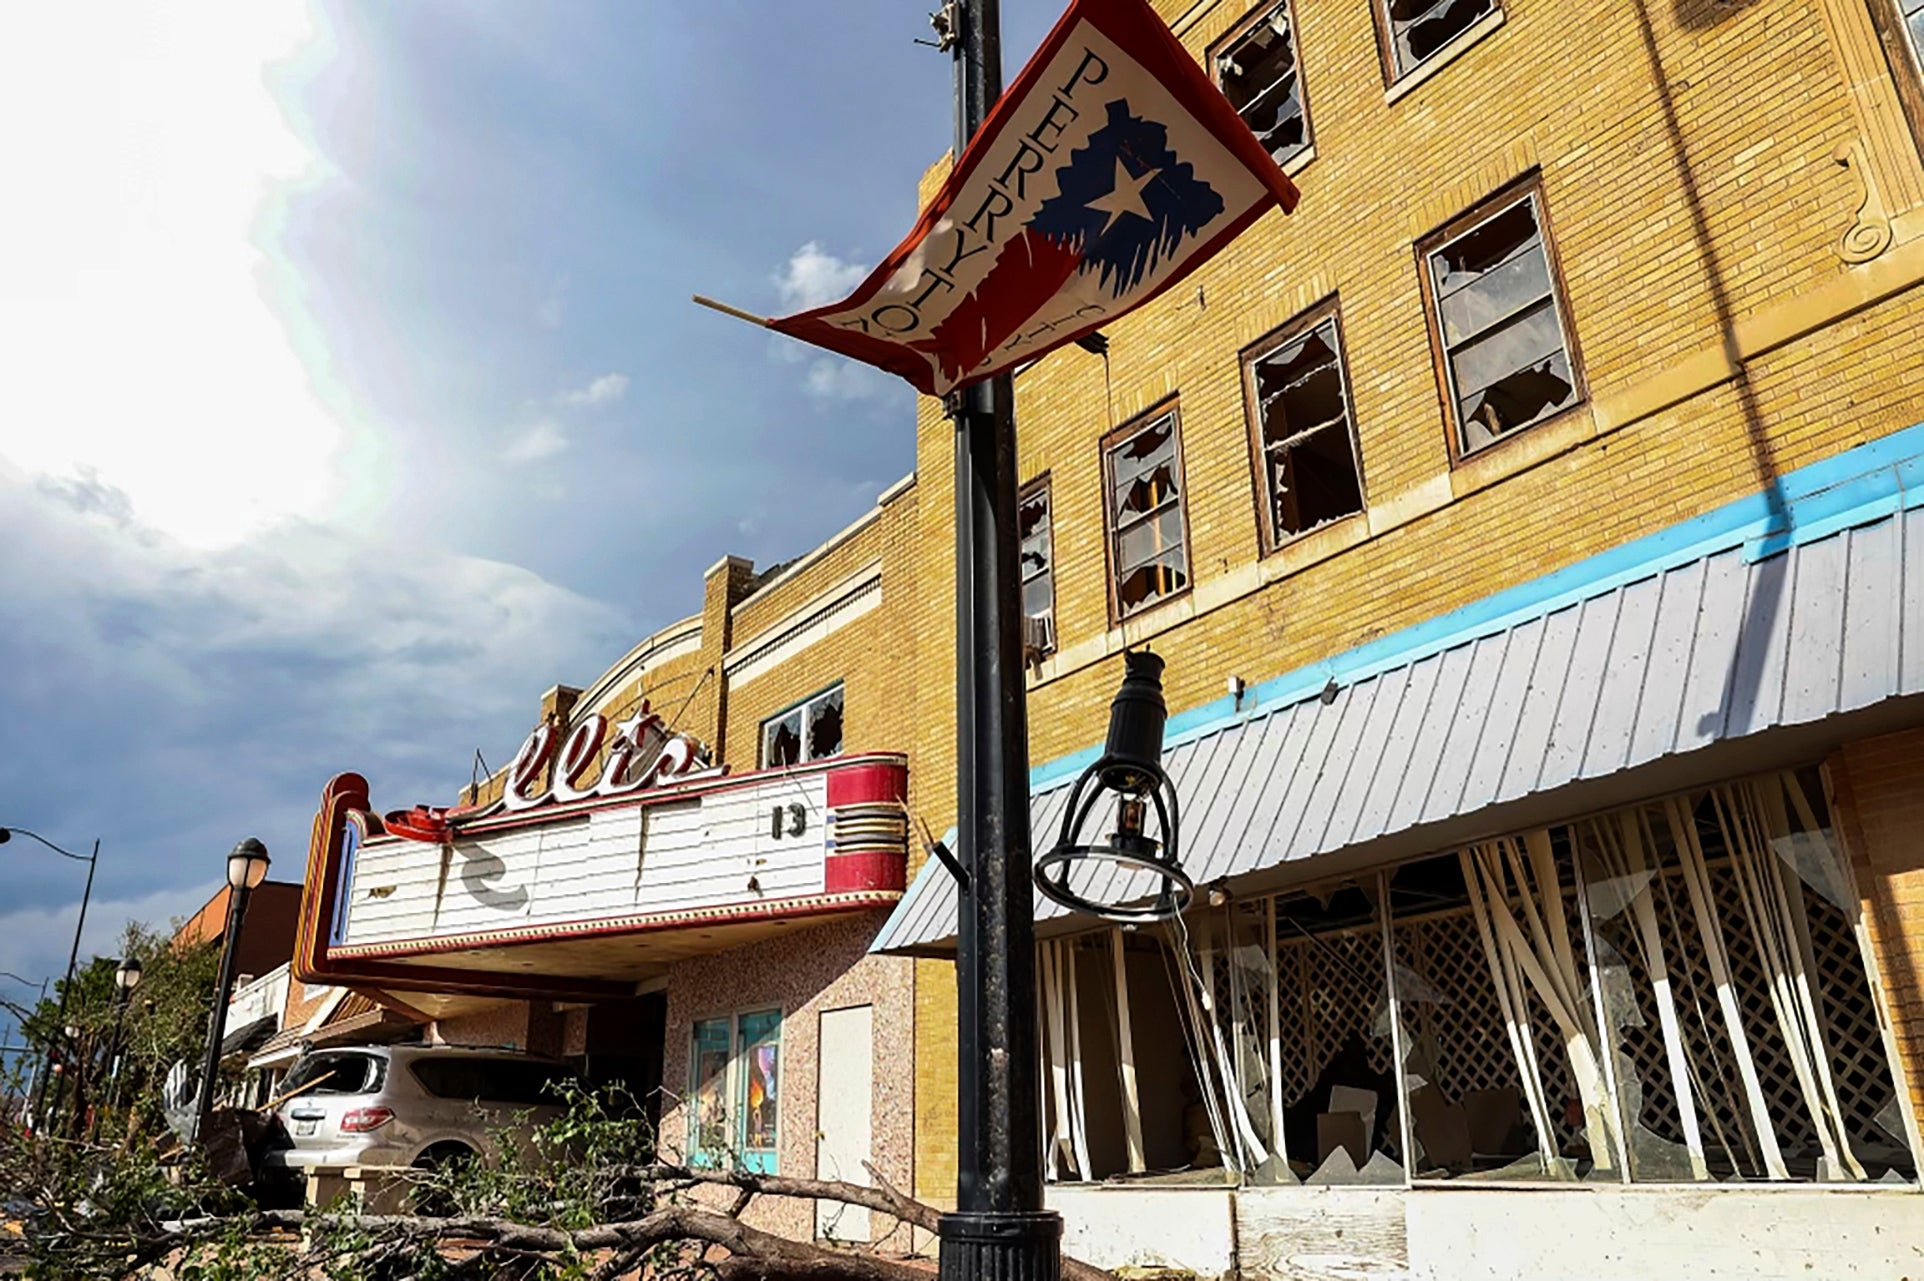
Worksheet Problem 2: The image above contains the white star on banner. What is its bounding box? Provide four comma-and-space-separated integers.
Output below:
1087, 159, 1160, 236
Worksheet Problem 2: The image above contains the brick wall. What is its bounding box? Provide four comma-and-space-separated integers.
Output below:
1830, 729, 1924, 1130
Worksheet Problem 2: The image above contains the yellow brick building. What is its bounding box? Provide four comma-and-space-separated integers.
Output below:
874, 0, 1924, 1274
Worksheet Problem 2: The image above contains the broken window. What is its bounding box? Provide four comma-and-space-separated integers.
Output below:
1247, 312, 1365, 543
1380, 0, 1498, 78
1574, 770, 1915, 1183
1388, 841, 1621, 1181
759, 683, 843, 768
1423, 189, 1578, 454
1217, 2, 1310, 168
1019, 479, 1056, 659
1105, 410, 1190, 619
1036, 930, 1219, 1184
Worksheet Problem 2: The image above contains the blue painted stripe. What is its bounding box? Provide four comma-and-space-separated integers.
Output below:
1031, 420, 1924, 793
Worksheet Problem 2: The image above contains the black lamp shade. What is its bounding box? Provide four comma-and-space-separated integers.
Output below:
1099, 650, 1167, 796
115, 957, 143, 991
227, 838, 271, 891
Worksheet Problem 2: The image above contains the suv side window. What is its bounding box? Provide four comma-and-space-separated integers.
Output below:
284, 1051, 386, 1095
413, 1057, 578, 1105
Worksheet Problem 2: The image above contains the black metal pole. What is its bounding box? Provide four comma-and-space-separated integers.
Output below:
941, 3, 1059, 1280
193, 883, 251, 1144
20, 835, 97, 1133
107, 990, 129, 1114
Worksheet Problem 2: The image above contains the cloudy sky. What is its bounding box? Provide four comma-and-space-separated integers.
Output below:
0, 1, 1057, 1020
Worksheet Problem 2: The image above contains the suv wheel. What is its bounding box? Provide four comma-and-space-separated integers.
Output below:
408, 1142, 476, 1217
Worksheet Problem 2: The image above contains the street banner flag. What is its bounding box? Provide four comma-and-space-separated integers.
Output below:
769, 0, 1300, 397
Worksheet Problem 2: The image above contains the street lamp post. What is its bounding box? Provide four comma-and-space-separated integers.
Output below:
108, 957, 143, 1113
193, 838, 271, 1144
940, 6, 1058, 1281
0, 826, 100, 1133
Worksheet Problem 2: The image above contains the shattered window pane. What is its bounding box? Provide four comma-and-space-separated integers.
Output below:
762, 710, 801, 768
1019, 480, 1055, 652
1106, 412, 1189, 617
1218, 2, 1310, 167
760, 684, 843, 767
1575, 771, 1916, 1183
806, 687, 843, 760
1389, 836, 1629, 1183
1250, 315, 1365, 541
1426, 192, 1577, 452
1383, 0, 1497, 76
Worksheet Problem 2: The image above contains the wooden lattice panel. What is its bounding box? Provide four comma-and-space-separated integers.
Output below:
1573, 824, 1903, 1179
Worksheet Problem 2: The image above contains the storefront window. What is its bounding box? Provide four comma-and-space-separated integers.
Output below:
688, 1010, 783, 1173
690, 1018, 732, 1165
1574, 770, 1914, 1183
738, 1009, 781, 1166
1027, 766, 1914, 1191
1386, 842, 1620, 1181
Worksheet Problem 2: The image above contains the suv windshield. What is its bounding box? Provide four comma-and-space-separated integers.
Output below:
410, 1057, 581, 1106
282, 1051, 386, 1096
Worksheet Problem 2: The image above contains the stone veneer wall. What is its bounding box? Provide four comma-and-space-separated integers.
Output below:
659, 910, 914, 1243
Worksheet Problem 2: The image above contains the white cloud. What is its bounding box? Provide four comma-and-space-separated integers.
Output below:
0, 2, 343, 549
774, 241, 867, 311
0, 477, 631, 938
504, 420, 568, 462
769, 244, 902, 405
805, 359, 896, 403
559, 373, 629, 407
0, 882, 221, 992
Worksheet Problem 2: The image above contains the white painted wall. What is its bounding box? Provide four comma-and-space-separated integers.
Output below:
1403, 1187, 1924, 1281
815, 1004, 875, 1242
339, 773, 831, 947
1048, 1186, 1237, 1278
1232, 1185, 1924, 1281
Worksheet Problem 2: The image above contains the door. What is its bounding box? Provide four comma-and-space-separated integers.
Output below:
814, 1004, 874, 1242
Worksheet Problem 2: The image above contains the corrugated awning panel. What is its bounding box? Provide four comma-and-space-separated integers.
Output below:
871, 492, 1924, 956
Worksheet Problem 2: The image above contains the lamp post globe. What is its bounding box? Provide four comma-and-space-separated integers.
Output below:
227, 838, 270, 891
115, 957, 143, 994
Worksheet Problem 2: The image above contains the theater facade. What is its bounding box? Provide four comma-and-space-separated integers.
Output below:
293, 476, 926, 1243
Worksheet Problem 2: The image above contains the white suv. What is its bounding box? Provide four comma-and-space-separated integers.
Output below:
260, 1044, 582, 1190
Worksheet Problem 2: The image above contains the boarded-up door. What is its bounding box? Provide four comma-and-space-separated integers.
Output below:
815, 1004, 874, 1241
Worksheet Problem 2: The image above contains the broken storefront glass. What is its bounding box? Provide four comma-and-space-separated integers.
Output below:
1033, 766, 1914, 1189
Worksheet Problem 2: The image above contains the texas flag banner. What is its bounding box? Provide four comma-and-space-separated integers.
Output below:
769, 0, 1300, 397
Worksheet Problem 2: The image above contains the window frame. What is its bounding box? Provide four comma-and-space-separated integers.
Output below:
1415, 177, 1586, 464
1370, 0, 1502, 87
1868, 0, 1924, 156
1239, 298, 1368, 554
758, 683, 845, 769
1209, 0, 1315, 172
1101, 399, 1195, 625
1018, 474, 1057, 657
687, 1007, 784, 1174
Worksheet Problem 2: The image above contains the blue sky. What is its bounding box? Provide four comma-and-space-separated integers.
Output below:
0, 1, 1056, 1011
